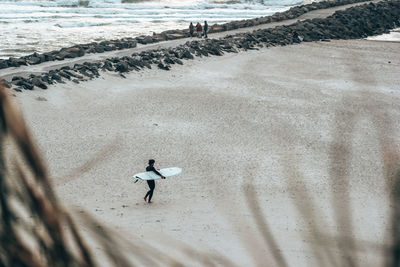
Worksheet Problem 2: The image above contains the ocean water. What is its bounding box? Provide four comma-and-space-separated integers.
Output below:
0, 0, 313, 59
367, 28, 400, 42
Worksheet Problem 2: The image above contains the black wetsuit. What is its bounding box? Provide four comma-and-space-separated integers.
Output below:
144, 165, 162, 202
189, 23, 194, 37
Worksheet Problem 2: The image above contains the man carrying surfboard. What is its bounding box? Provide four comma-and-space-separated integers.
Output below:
144, 159, 165, 203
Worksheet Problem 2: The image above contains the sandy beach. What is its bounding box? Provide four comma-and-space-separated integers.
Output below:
6, 36, 399, 266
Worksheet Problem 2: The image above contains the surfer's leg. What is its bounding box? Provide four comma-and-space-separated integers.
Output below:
145, 180, 153, 202
147, 180, 155, 203
144, 190, 150, 201
148, 189, 153, 202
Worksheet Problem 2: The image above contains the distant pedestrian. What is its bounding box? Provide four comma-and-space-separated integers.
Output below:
196, 22, 202, 38
203, 21, 208, 38
189, 22, 194, 37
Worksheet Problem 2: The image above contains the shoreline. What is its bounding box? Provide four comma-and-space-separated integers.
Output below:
367, 27, 400, 42
2, 0, 398, 92
0, 0, 374, 72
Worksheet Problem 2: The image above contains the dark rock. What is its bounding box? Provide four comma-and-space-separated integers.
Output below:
236, 20, 247, 29
94, 45, 105, 53
89, 67, 100, 77
55, 54, 65, 61
31, 77, 48, 89
100, 41, 111, 47
61, 66, 71, 70
78, 70, 94, 78
178, 49, 194, 60
36, 53, 46, 62
16, 80, 34, 90
125, 38, 137, 48
12, 76, 24, 81
50, 72, 63, 83
152, 34, 166, 42
142, 60, 152, 69
83, 62, 101, 76
7, 57, 27, 67
174, 58, 183, 65
207, 45, 223, 56
122, 57, 142, 70
165, 33, 186, 40
114, 41, 127, 50
27, 56, 41, 65
194, 50, 202, 57
64, 70, 84, 79
85, 46, 97, 54
59, 47, 85, 59
245, 33, 259, 42
73, 64, 85, 71
43, 52, 55, 61
164, 56, 175, 65
115, 61, 130, 72
157, 62, 170, 70
103, 45, 115, 51
0, 60, 8, 69
209, 25, 224, 33
40, 75, 52, 84
108, 57, 122, 64
199, 49, 209, 57
102, 60, 114, 71
137, 35, 154, 44
58, 70, 71, 80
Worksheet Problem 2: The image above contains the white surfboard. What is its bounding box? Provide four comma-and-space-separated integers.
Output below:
132, 167, 182, 182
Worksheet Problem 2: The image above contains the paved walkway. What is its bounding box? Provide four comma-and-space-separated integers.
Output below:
0, 0, 378, 80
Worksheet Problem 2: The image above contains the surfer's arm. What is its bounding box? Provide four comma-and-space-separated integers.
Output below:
149, 166, 165, 178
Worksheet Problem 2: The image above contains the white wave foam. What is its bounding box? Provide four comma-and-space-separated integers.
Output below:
0, 0, 300, 11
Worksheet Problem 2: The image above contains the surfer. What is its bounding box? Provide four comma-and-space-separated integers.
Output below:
144, 159, 165, 203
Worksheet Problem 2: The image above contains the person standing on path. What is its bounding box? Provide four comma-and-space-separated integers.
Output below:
203, 21, 208, 38
144, 159, 165, 203
196, 22, 202, 38
189, 22, 194, 37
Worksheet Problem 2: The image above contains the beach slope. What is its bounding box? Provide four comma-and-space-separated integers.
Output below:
11, 37, 400, 266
